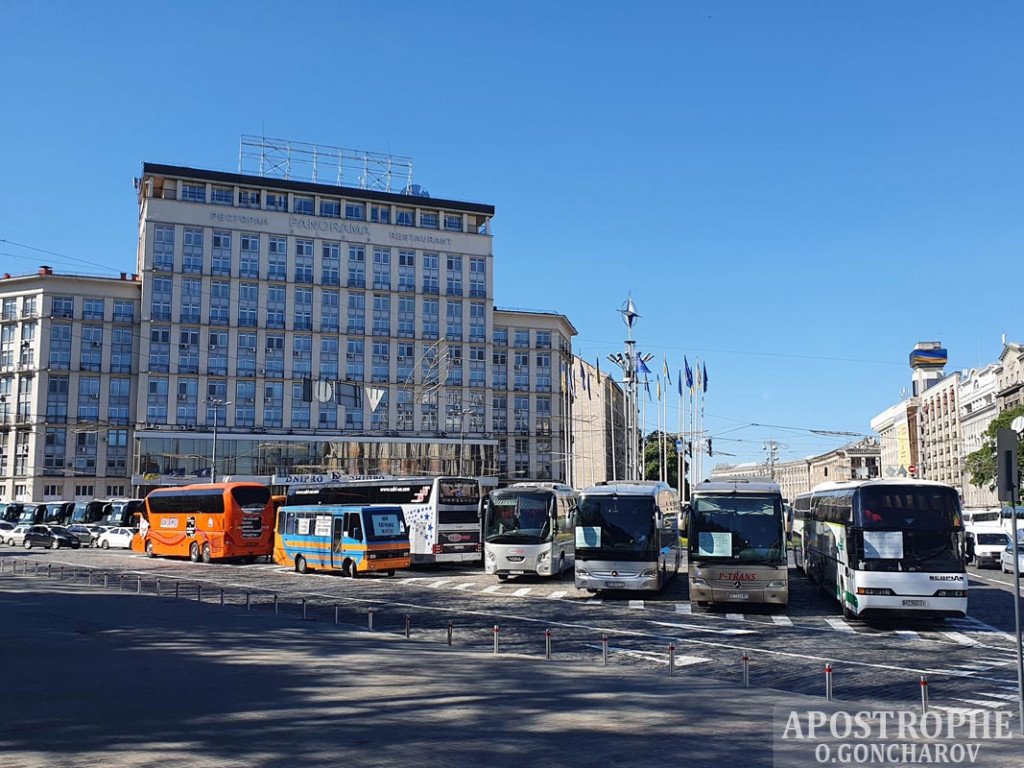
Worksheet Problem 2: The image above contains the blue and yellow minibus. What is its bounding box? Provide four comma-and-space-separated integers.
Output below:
274, 504, 412, 576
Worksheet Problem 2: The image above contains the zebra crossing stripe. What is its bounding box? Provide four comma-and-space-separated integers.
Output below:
952, 698, 1008, 709
675, 603, 692, 614
725, 613, 744, 621
512, 587, 531, 597
428, 580, 452, 589
481, 585, 502, 594
452, 583, 473, 591
587, 599, 603, 605
628, 600, 645, 609
893, 630, 920, 640
547, 591, 567, 600
825, 618, 855, 633
942, 631, 982, 647
771, 615, 793, 626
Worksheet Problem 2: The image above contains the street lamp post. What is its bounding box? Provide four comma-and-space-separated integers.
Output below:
207, 398, 231, 482
458, 407, 474, 477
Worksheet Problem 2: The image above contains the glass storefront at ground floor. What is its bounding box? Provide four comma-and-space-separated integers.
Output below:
133, 434, 498, 488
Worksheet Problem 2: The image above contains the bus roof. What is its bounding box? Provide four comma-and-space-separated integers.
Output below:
508, 482, 575, 493
810, 479, 955, 493
147, 482, 268, 494
581, 482, 669, 497
694, 479, 781, 495
281, 504, 404, 514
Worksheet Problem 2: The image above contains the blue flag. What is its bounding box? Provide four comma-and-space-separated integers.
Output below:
684, 357, 694, 391
703, 362, 708, 393
638, 356, 652, 376
677, 370, 683, 396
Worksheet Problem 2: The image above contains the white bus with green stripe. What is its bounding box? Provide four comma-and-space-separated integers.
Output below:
802, 480, 967, 620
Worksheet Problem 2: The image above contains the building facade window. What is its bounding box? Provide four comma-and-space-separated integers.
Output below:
422, 299, 439, 340
514, 396, 530, 434
371, 204, 391, 224
321, 289, 340, 333
151, 277, 173, 321
235, 380, 256, 427
347, 292, 366, 335
420, 211, 439, 229
396, 389, 413, 430
470, 258, 486, 297
268, 237, 287, 281
514, 351, 530, 391
514, 329, 530, 348
106, 429, 129, 475
264, 382, 284, 427
147, 377, 168, 423
444, 212, 463, 232
46, 375, 69, 423
292, 335, 312, 378
371, 341, 390, 383
51, 296, 74, 319
212, 230, 232, 276
113, 300, 135, 323
238, 283, 259, 327
322, 241, 341, 285
320, 198, 340, 218
372, 248, 391, 290
469, 302, 486, 342
154, 225, 175, 271
514, 438, 530, 478
240, 233, 260, 278
492, 395, 508, 432
469, 346, 486, 388
44, 427, 66, 473
348, 245, 366, 287
398, 250, 415, 292
265, 334, 285, 378
370, 389, 389, 430
109, 377, 131, 425
397, 343, 414, 383
83, 298, 105, 321
178, 327, 199, 374
422, 252, 439, 294
346, 339, 364, 382
291, 381, 311, 428
446, 301, 463, 341
148, 326, 170, 372
294, 287, 313, 330
74, 432, 98, 475
210, 186, 233, 205
295, 239, 314, 283
492, 351, 508, 390
237, 332, 257, 378
267, 285, 285, 329
239, 189, 261, 209
372, 295, 390, 336
111, 327, 132, 373
345, 201, 365, 220
48, 323, 71, 370
446, 255, 463, 295
535, 353, 552, 391
207, 330, 228, 376
320, 337, 339, 379
210, 280, 230, 325
293, 196, 314, 215
180, 183, 205, 203
536, 396, 551, 435
266, 192, 287, 212
397, 296, 415, 338
396, 207, 414, 226
176, 378, 199, 424
80, 326, 103, 372
182, 228, 204, 273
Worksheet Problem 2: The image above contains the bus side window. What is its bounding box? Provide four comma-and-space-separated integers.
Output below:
345, 512, 363, 541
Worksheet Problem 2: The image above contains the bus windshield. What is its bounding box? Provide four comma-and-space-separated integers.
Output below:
691, 495, 785, 564
363, 508, 408, 542
857, 487, 961, 530
576, 495, 656, 558
484, 492, 553, 544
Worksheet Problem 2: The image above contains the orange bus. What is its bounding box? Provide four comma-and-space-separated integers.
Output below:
133, 482, 274, 563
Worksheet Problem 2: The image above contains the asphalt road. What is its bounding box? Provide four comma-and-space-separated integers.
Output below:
2, 544, 1022, 726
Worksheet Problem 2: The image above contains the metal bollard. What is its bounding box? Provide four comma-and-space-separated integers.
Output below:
103, 574, 108, 589
174, 581, 179, 599
156, 578, 161, 597
602, 634, 609, 666
668, 644, 676, 676
36, 561, 41, 576
60, 566, 65, 581
86, 569, 91, 584
136, 576, 141, 594
273, 594, 278, 615
118, 574, 124, 591
220, 589, 225, 606
367, 608, 374, 631
335, 604, 339, 625
405, 614, 412, 639
920, 675, 929, 713
47, 563, 52, 578
825, 663, 833, 701
197, 584, 203, 603
246, 592, 251, 611
0, 558, 5, 574
545, 629, 553, 660
301, 598, 307, 620
741, 654, 750, 688
493, 624, 500, 654
447, 620, 453, 647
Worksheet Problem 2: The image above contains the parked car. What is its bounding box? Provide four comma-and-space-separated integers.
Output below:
5, 525, 30, 547
95, 527, 136, 550
0, 521, 14, 541
23, 525, 81, 550
1000, 542, 1024, 574
67, 524, 103, 547
966, 529, 1009, 569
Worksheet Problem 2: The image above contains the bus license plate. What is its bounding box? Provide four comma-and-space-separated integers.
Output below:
605, 581, 625, 588
728, 592, 749, 600
902, 599, 927, 607
509, 570, 524, 575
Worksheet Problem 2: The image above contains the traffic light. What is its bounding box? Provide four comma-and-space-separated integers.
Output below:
707, 438, 713, 457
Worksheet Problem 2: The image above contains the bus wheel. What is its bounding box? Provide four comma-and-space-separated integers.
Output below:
51, 539, 60, 550
842, 603, 856, 620
346, 560, 359, 578
145, 540, 154, 557
386, 569, 395, 577
189, 542, 200, 562
558, 553, 566, 575
295, 556, 308, 574
497, 574, 509, 581
24, 539, 32, 550
201, 544, 212, 564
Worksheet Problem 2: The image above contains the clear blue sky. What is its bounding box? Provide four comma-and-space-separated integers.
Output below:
2, 1, 1022, 465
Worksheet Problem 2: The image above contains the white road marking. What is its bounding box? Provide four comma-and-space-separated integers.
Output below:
970, 691, 1020, 702
894, 630, 920, 640
942, 631, 982, 647
512, 587, 531, 597
675, 603, 692, 614
583, 644, 708, 667
932, 706, 986, 716
952, 698, 1008, 709
725, 613, 744, 621
400, 577, 426, 583
428, 580, 452, 589
825, 618, 855, 633
481, 585, 502, 594
452, 583, 473, 591
949, 616, 1018, 644
771, 615, 793, 626
650, 620, 756, 636
547, 591, 567, 600
628, 600, 645, 609
586, 599, 603, 605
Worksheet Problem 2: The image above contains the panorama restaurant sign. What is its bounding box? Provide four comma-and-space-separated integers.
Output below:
272, 472, 389, 486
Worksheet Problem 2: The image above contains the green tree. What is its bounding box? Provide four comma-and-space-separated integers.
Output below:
642, 430, 682, 490
963, 405, 1024, 490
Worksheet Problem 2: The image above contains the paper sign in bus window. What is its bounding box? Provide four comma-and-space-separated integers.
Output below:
372, 514, 402, 537
297, 518, 311, 535
698, 531, 732, 557
314, 516, 331, 537
863, 530, 903, 559
576, 526, 601, 548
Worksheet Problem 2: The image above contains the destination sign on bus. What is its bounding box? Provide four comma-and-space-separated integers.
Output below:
371, 514, 402, 538
698, 531, 732, 557
439, 480, 480, 505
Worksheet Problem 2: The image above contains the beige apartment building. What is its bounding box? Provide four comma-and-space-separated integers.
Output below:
0, 268, 141, 501
917, 372, 963, 493
959, 364, 1000, 508
570, 357, 626, 487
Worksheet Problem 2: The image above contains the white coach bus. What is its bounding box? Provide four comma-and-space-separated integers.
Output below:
802, 480, 967, 620
482, 483, 578, 579
574, 481, 681, 593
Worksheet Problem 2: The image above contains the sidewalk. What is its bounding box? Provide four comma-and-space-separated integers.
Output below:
0, 574, 1020, 768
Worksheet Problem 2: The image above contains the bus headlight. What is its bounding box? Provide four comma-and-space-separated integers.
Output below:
537, 551, 550, 562
856, 587, 895, 596
576, 567, 589, 577
767, 580, 786, 589
934, 589, 967, 598
641, 569, 656, 578
692, 577, 708, 586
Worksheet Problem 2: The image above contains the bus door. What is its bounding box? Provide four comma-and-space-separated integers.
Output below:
331, 516, 346, 569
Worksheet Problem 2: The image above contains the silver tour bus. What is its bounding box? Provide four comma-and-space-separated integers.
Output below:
688, 478, 789, 607
483, 482, 577, 580
574, 481, 682, 593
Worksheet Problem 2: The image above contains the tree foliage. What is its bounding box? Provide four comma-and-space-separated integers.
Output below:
963, 404, 1024, 490
642, 430, 683, 490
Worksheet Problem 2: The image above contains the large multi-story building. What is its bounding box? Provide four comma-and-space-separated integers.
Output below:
959, 363, 1000, 508
0, 268, 142, 501
807, 438, 881, 488
995, 341, 1024, 412
917, 372, 962, 493
131, 161, 575, 491
570, 357, 626, 487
